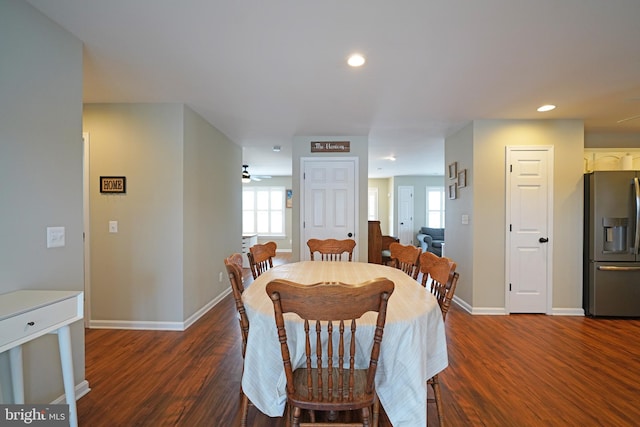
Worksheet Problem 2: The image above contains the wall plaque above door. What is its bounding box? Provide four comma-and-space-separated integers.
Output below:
311, 141, 350, 153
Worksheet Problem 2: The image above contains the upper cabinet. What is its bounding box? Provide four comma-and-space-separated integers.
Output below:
584, 149, 640, 172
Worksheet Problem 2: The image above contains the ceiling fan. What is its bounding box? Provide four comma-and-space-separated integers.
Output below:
242, 164, 271, 183
617, 98, 640, 124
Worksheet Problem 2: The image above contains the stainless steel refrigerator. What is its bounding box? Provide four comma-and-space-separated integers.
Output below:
584, 171, 640, 317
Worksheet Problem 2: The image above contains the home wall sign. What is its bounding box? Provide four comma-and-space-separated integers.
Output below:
100, 176, 126, 194
310, 141, 350, 153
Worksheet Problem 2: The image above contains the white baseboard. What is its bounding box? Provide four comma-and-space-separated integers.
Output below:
550, 307, 585, 316
89, 287, 232, 331
453, 296, 506, 315
452, 296, 472, 313
183, 288, 232, 329
452, 296, 583, 316
51, 380, 91, 404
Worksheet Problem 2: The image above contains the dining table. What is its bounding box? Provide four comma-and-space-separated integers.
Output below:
241, 261, 448, 427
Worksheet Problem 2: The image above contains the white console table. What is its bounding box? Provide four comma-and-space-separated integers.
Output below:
0, 290, 83, 427
242, 234, 258, 268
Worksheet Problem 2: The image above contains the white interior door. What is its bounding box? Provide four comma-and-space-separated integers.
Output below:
506, 147, 553, 313
397, 186, 414, 245
301, 158, 357, 261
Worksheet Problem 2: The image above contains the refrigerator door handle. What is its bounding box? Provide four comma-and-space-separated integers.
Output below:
634, 177, 640, 255
597, 265, 640, 272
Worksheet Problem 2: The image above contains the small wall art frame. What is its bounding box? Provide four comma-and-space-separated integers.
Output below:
448, 162, 458, 180
457, 169, 467, 188
286, 189, 293, 208
448, 182, 457, 200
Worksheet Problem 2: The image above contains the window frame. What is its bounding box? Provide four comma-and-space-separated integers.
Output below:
425, 186, 446, 228
367, 187, 379, 220
242, 186, 286, 236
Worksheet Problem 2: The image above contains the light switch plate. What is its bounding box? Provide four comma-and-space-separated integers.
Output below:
461, 214, 469, 225
47, 226, 65, 248
109, 221, 118, 233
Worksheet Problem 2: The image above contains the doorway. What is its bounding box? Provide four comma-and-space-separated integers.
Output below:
505, 146, 554, 313
300, 158, 358, 261
397, 186, 414, 245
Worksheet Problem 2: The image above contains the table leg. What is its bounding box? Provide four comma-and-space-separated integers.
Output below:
8, 345, 24, 404
57, 325, 78, 427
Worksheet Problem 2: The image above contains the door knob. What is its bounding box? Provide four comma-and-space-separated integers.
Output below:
347, 232, 353, 237
539, 237, 549, 243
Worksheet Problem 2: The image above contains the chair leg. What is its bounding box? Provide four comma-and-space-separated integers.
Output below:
429, 374, 444, 427
292, 406, 302, 427
361, 406, 371, 427
372, 394, 380, 427
239, 389, 249, 427
284, 403, 291, 427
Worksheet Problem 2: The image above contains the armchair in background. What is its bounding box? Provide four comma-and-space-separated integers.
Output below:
417, 227, 445, 256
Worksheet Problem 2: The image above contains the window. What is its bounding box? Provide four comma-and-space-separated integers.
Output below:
243, 187, 285, 236
426, 187, 445, 228
367, 188, 379, 220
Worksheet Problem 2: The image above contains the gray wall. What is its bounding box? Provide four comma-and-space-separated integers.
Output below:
0, 0, 85, 403
445, 119, 584, 312
292, 136, 368, 262
443, 123, 474, 305
183, 106, 241, 320
84, 104, 241, 327
584, 132, 640, 148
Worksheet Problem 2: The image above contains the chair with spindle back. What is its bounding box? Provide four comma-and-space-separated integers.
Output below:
417, 250, 460, 426
266, 277, 394, 427
224, 253, 252, 426
307, 238, 356, 261
248, 241, 277, 279
388, 242, 421, 279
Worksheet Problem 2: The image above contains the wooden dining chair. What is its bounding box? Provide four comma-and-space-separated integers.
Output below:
224, 253, 252, 427
248, 241, 277, 279
307, 238, 356, 261
388, 242, 421, 279
417, 250, 460, 426
266, 278, 395, 427
419, 251, 458, 318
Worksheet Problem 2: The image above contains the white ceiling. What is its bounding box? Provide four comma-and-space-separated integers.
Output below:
26, 0, 640, 178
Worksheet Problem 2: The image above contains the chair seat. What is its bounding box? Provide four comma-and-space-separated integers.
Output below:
291, 368, 375, 411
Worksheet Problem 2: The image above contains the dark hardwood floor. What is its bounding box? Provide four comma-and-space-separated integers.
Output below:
77, 254, 640, 426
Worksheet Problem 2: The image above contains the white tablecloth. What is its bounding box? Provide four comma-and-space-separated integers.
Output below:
241, 261, 448, 427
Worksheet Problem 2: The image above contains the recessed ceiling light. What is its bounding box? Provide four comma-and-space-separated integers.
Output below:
537, 104, 556, 112
347, 53, 365, 67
